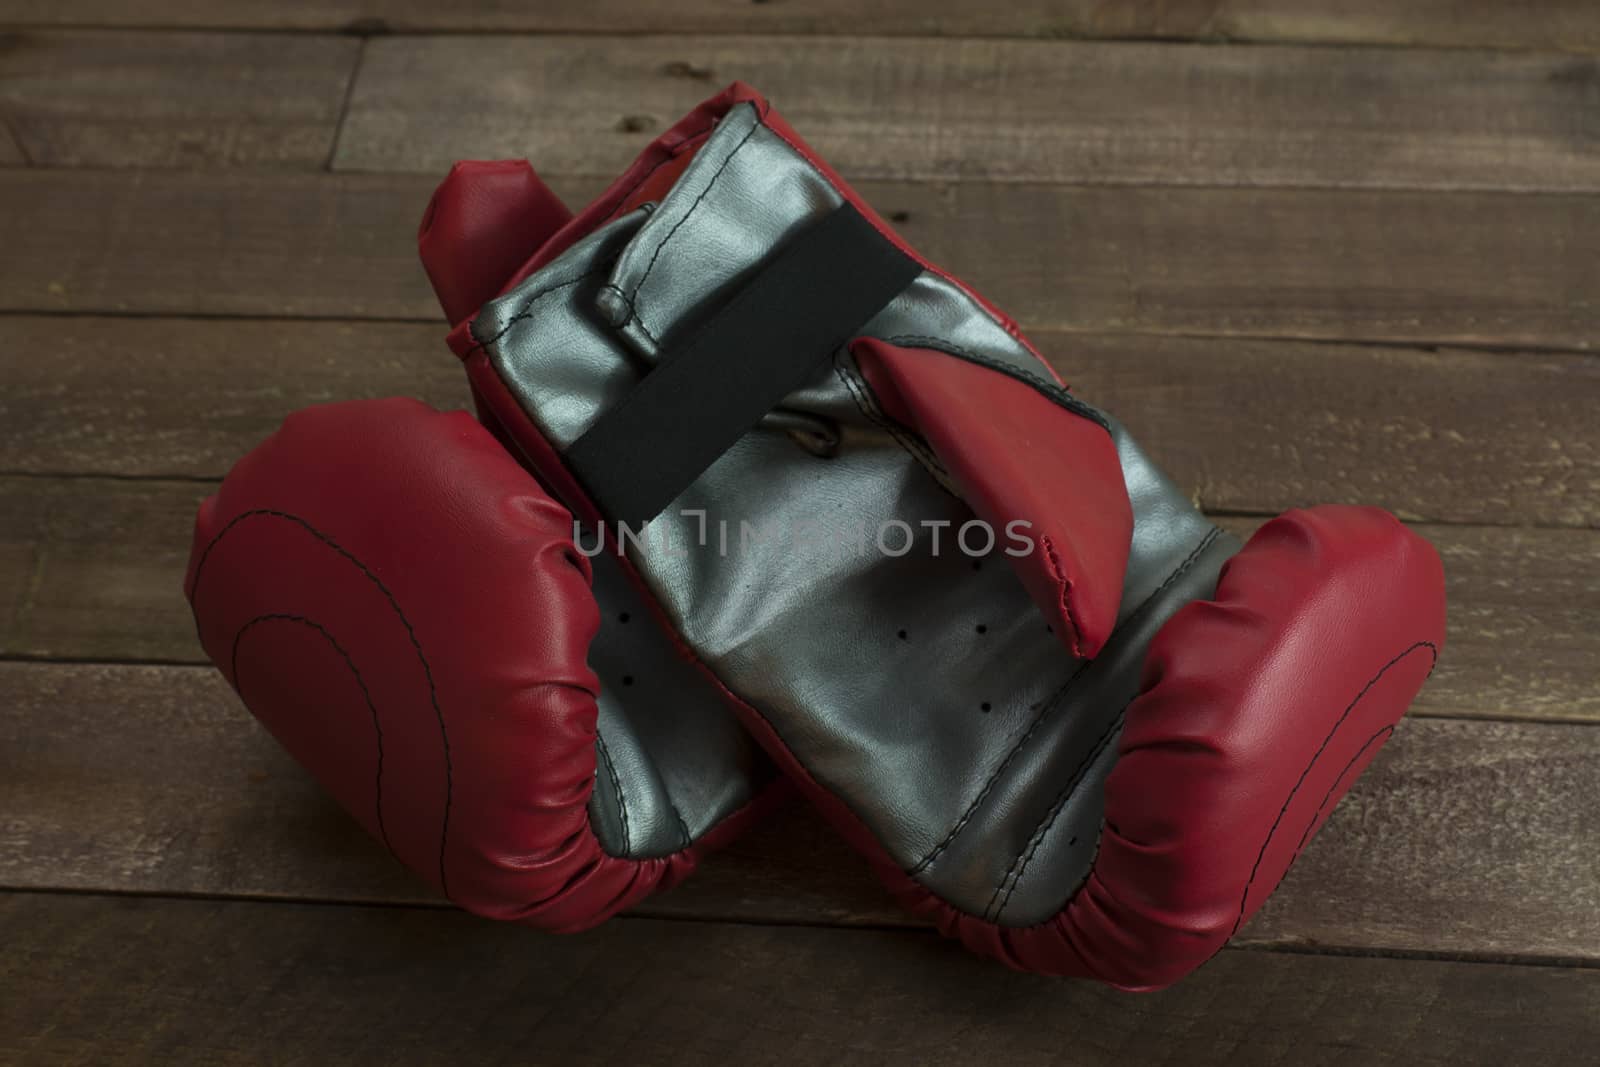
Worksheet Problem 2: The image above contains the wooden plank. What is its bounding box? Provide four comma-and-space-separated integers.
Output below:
1, 472, 1595, 720
7, 0, 1600, 51
0, 119, 25, 165
339, 35, 1600, 193
1066, 335, 1600, 529
6, 895, 1596, 1067
3, 318, 1595, 529
0, 478, 204, 665
0, 168, 440, 319
0, 318, 469, 480
0, 31, 359, 169
2, 169, 1594, 349
4, 658, 1600, 961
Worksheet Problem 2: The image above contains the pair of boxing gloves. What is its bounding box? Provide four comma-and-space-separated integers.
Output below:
185, 84, 1445, 991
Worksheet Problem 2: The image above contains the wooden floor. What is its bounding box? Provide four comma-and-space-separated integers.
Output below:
2, 3, 1598, 1063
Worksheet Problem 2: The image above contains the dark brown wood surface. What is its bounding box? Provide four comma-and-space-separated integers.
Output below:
7, 894, 1598, 1067
3, 316, 1595, 527
4, 661, 1597, 960
0, 31, 358, 169
2, 169, 1595, 349
1, 4, 1597, 1063
5, 0, 1599, 50
340, 35, 1600, 191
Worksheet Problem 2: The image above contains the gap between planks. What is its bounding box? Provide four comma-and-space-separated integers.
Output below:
1, 660, 1598, 964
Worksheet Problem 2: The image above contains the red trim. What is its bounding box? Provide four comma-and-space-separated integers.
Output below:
852, 338, 1130, 656
417, 160, 573, 328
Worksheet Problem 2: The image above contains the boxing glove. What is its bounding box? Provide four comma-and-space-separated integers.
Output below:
426, 82, 1446, 989
184, 404, 781, 931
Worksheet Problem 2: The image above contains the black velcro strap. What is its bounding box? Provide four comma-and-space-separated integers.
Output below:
563, 203, 922, 528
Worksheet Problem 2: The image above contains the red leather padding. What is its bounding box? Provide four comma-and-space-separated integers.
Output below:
418, 160, 572, 327
184, 398, 719, 931
853, 338, 1131, 657
927, 505, 1445, 988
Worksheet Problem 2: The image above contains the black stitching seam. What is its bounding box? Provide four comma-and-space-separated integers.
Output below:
598, 116, 721, 226
1039, 536, 1087, 659
592, 730, 630, 854
464, 270, 610, 361
882, 335, 1111, 434
465, 108, 722, 352
190, 508, 456, 900
1295, 725, 1395, 858
230, 613, 394, 857
1230, 640, 1439, 935
910, 527, 1222, 876
986, 707, 1127, 921
612, 112, 763, 342
830, 350, 960, 502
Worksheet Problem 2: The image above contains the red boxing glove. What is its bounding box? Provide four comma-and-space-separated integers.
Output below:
184, 398, 781, 931
420, 83, 1444, 987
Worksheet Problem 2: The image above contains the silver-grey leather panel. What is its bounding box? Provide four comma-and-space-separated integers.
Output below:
476, 102, 1241, 922
585, 547, 773, 859
475, 210, 772, 860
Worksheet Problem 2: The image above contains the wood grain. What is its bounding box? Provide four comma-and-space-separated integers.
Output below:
2, 472, 1595, 720
338, 35, 1600, 192
6, 893, 1597, 1067
3, 660, 1599, 960
1063, 335, 1600, 529
6, 0, 1600, 51
0, 31, 359, 169
0, 119, 24, 164
2, 169, 1595, 349
0, 477, 204, 664
0, 318, 469, 480
3, 318, 1595, 528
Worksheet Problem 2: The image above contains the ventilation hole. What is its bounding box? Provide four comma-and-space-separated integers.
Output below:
897, 629, 908, 640
971, 560, 982, 571
622, 675, 635, 687
888, 209, 912, 224
618, 612, 631, 624
975, 624, 988, 635
980, 702, 992, 713
1046, 624, 1054, 634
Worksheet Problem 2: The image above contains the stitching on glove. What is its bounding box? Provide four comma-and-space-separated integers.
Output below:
230, 611, 394, 859
1295, 725, 1395, 858
598, 118, 721, 226
1230, 639, 1439, 935
465, 269, 610, 359
910, 527, 1221, 877
624, 114, 762, 340
592, 730, 631, 855
987, 706, 1127, 922
882, 335, 1110, 433
1040, 537, 1087, 657
190, 507, 457, 901
831, 350, 959, 498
